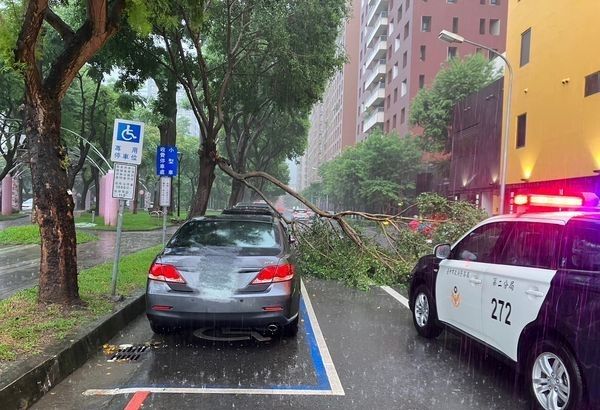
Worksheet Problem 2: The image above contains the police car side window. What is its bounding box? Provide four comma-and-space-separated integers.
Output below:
563, 223, 600, 271
450, 222, 507, 263
497, 222, 561, 269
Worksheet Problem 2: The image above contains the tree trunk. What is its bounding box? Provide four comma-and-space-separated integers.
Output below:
92, 167, 100, 214
228, 177, 245, 207
157, 74, 178, 146
79, 175, 92, 210
190, 141, 217, 216
132, 172, 139, 214
25, 96, 80, 305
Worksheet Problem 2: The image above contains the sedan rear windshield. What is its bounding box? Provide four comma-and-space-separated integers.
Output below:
167, 220, 280, 249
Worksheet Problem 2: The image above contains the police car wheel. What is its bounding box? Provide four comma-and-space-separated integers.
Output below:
412, 285, 442, 339
528, 340, 584, 410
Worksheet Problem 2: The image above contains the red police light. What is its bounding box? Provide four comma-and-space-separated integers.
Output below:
514, 194, 584, 208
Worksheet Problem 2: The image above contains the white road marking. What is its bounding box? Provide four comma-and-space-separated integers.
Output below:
83, 279, 344, 397
83, 387, 339, 397
380, 285, 410, 309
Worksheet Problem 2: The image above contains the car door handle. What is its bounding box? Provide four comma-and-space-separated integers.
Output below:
526, 289, 545, 298
469, 278, 482, 285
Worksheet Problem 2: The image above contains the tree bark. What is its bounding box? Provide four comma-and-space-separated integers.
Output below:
156, 73, 178, 146
25, 96, 80, 305
228, 178, 245, 207
189, 140, 217, 216
80, 173, 92, 210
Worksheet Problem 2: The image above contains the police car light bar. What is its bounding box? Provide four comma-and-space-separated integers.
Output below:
513, 193, 598, 208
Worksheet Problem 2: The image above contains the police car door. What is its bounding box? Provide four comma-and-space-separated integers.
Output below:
436, 222, 509, 340
481, 221, 562, 361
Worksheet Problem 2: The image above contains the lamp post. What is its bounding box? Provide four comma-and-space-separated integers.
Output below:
177, 151, 183, 218
438, 30, 513, 214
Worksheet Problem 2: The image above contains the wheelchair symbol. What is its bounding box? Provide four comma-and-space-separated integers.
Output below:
121, 125, 136, 141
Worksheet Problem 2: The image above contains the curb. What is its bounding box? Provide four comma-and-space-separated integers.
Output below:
0, 292, 146, 410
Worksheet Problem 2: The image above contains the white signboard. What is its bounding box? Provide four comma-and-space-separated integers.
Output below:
112, 163, 137, 200
110, 119, 145, 165
159, 177, 172, 207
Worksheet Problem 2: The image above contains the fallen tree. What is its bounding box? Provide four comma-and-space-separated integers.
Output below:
215, 156, 488, 289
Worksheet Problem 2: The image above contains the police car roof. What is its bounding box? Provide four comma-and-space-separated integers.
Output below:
486, 211, 600, 225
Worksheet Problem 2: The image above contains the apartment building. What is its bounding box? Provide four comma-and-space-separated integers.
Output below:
300, 0, 361, 190
357, 0, 507, 141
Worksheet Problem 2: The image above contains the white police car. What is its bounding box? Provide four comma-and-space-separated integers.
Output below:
408, 193, 600, 410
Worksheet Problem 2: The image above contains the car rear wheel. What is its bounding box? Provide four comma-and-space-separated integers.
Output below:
411, 285, 443, 339
528, 340, 584, 410
283, 316, 299, 337
149, 320, 172, 335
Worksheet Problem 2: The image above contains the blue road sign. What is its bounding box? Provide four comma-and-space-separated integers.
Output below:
111, 119, 144, 165
156, 145, 179, 177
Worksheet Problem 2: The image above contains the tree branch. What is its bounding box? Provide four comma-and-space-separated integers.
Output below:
44, 8, 75, 42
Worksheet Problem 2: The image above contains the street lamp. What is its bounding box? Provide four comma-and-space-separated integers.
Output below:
177, 151, 183, 218
438, 29, 514, 214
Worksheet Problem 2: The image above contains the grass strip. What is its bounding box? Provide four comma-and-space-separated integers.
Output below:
0, 225, 97, 245
0, 245, 162, 363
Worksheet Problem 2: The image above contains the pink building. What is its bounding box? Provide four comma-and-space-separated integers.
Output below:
357, 0, 507, 141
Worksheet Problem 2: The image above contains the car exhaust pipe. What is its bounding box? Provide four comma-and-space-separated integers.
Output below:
266, 323, 280, 335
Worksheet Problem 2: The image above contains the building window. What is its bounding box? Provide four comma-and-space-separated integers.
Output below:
389, 21, 395, 35
387, 94, 391, 107
397, 4, 403, 20
419, 74, 425, 89
520, 28, 531, 67
401, 79, 407, 96
385, 120, 390, 133
388, 69, 392, 83
421, 16, 431, 32
447, 0, 457, 3
480, 0, 485, 4
404, 22, 410, 39
393, 62, 399, 79
402, 51, 408, 68
491, 0, 500, 4
400, 108, 406, 124
406, 0, 410, 9
394, 87, 398, 102
488, 49, 498, 60
516, 113, 527, 148
585, 71, 600, 97
395, 34, 401, 51
393, 114, 397, 128
448, 46, 457, 59
420, 45, 426, 61
388, 45, 392, 59
479, 19, 485, 35
452, 17, 459, 33
489, 19, 500, 36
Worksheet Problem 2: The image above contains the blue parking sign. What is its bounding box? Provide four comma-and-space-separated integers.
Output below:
156, 145, 178, 176
111, 119, 144, 165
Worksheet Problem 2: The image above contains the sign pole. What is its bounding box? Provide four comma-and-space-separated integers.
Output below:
162, 206, 168, 245
110, 200, 125, 297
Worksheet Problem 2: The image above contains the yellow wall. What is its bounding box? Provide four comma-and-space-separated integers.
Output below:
505, 0, 600, 184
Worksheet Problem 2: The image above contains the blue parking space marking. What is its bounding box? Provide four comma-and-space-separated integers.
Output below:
84, 281, 344, 397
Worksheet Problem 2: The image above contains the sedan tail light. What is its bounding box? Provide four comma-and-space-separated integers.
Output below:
148, 263, 187, 283
251, 263, 295, 284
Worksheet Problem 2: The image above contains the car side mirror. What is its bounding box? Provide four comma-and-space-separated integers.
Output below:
434, 244, 451, 259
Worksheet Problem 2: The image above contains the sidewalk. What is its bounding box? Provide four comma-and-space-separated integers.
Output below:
0, 227, 177, 300
0, 215, 31, 231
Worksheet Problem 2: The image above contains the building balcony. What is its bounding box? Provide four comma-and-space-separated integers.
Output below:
367, 0, 388, 27
366, 12, 388, 48
364, 83, 386, 109
364, 107, 385, 133
364, 60, 386, 91
365, 36, 387, 69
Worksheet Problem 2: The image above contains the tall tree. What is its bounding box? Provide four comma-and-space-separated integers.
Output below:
1, 0, 136, 305
149, 0, 347, 216
410, 54, 494, 153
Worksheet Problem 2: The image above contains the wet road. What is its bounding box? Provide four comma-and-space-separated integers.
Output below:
0, 227, 177, 300
33, 278, 532, 410
0, 215, 30, 231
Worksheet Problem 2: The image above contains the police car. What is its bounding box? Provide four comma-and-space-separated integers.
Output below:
408, 193, 600, 410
